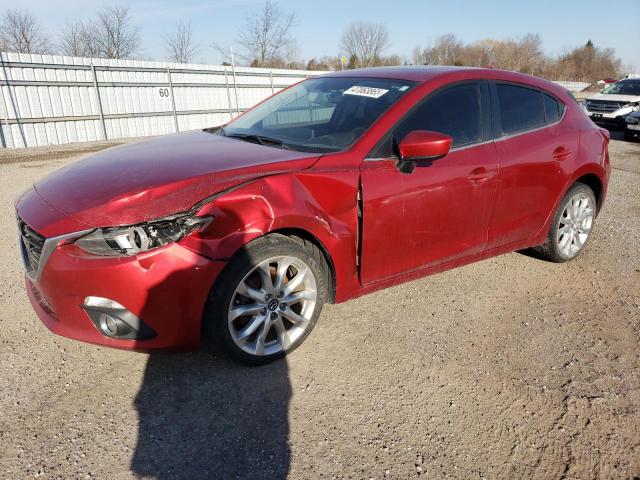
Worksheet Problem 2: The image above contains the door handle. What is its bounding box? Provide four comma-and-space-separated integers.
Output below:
467, 167, 493, 184
552, 146, 572, 160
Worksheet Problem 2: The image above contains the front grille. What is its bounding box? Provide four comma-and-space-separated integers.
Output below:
17, 216, 45, 277
586, 100, 628, 113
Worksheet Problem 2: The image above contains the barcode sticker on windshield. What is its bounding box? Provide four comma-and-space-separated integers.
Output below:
343, 86, 389, 99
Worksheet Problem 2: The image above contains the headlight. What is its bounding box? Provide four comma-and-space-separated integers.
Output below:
74, 214, 212, 256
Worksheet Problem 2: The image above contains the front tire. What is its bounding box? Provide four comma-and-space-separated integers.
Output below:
532, 182, 596, 263
203, 234, 329, 365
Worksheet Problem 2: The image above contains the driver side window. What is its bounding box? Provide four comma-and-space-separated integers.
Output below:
371, 83, 483, 158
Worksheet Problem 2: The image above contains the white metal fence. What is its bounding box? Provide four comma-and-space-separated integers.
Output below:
0, 52, 598, 149
0, 52, 326, 149
551, 81, 591, 92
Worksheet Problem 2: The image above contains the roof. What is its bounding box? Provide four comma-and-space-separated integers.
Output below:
323, 65, 568, 97
323, 66, 484, 82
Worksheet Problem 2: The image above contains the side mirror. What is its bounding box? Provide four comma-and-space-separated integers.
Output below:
397, 130, 452, 173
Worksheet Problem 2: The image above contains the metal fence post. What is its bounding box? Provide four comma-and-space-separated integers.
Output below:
167, 67, 179, 133
0, 54, 7, 148
0, 117, 6, 148
231, 62, 240, 116
0, 107, 6, 148
91, 64, 108, 141
224, 69, 233, 120
269, 70, 274, 94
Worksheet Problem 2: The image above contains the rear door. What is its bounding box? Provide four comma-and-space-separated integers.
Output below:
488, 83, 576, 248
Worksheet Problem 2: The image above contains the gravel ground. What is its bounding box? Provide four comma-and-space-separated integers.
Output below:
0, 134, 638, 480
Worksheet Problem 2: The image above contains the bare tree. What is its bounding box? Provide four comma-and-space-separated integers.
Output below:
94, 5, 141, 59
234, 1, 296, 67
411, 33, 623, 83
0, 9, 49, 54
59, 20, 100, 58
340, 22, 389, 68
457, 39, 498, 67
475, 34, 544, 74
516, 33, 544, 74
306, 55, 343, 71
164, 20, 198, 63
431, 34, 463, 65
621, 62, 638, 77
57, 6, 141, 60
413, 34, 463, 66
380, 54, 404, 66
552, 40, 622, 82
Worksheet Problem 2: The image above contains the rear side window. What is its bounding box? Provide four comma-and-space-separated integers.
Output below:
395, 83, 483, 148
496, 84, 545, 135
543, 93, 563, 123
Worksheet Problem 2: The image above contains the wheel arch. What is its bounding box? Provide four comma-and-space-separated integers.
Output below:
203, 224, 339, 305
269, 228, 337, 303
532, 164, 606, 245
573, 173, 603, 213
188, 171, 361, 305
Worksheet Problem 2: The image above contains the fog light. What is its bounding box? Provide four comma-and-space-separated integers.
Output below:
99, 313, 119, 336
82, 296, 156, 340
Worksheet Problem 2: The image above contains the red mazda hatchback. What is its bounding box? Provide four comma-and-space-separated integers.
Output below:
16, 67, 610, 364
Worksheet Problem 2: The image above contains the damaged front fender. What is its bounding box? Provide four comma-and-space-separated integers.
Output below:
180, 169, 362, 302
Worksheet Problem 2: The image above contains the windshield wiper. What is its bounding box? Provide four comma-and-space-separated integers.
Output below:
224, 132, 289, 149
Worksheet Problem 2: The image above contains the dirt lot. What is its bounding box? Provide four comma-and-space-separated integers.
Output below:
0, 135, 638, 480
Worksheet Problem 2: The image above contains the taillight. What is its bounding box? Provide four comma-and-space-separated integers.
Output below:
599, 129, 610, 167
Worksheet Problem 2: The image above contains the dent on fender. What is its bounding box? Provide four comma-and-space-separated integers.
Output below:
181, 170, 362, 301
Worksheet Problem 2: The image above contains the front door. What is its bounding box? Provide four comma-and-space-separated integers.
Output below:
360, 82, 499, 285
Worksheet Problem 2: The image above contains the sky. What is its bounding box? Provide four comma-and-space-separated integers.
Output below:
3, 0, 639, 70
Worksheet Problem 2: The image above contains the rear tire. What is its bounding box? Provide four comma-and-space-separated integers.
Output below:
532, 182, 596, 263
203, 234, 329, 365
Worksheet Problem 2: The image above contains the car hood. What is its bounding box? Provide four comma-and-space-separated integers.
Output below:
34, 130, 320, 227
586, 93, 640, 103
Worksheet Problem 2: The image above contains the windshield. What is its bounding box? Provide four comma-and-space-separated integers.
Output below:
222, 77, 417, 153
601, 81, 640, 96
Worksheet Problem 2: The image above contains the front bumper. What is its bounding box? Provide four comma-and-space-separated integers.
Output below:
625, 120, 640, 138
587, 111, 629, 128
25, 241, 226, 351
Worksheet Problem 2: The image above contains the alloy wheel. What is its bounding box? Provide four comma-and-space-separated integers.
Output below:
228, 256, 318, 356
557, 192, 594, 258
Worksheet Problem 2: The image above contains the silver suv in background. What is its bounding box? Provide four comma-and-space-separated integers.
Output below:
584, 78, 640, 128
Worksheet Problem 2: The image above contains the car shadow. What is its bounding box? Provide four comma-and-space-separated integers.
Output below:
130, 235, 292, 479
130, 351, 291, 480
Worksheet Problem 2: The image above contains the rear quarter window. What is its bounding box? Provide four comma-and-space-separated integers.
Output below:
543, 93, 563, 123
496, 84, 545, 135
